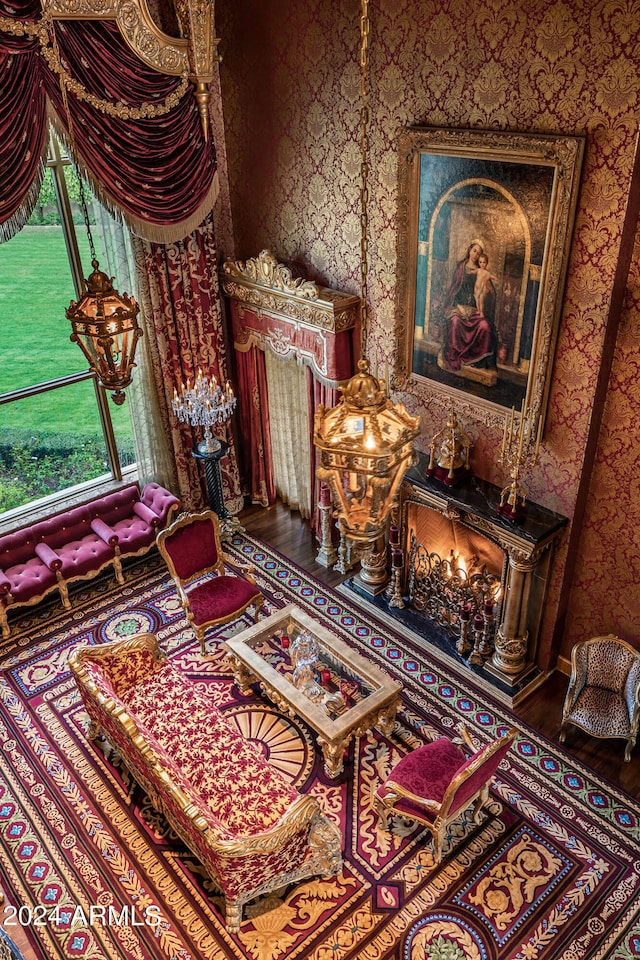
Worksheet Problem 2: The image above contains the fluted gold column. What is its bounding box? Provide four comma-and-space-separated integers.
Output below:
490, 550, 537, 678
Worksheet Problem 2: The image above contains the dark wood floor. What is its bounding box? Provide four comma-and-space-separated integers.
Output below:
240, 500, 640, 800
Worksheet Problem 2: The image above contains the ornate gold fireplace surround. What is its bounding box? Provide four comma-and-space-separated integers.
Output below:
395, 451, 568, 702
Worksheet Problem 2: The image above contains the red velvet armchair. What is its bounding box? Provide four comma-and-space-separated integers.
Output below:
374, 725, 517, 862
156, 511, 263, 654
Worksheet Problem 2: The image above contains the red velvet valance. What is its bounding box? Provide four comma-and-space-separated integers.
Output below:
0, 4, 217, 242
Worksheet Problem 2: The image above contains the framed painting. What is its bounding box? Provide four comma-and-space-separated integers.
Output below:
393, 127, 584, 431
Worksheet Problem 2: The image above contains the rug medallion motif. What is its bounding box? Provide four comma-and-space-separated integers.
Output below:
0, 539, 638, 960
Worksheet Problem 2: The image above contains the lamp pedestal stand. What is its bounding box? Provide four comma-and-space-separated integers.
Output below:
353, 534, 389, 597
192, 441, 244, 542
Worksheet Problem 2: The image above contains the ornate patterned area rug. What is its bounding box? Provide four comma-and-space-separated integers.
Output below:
0, 535, 638, 960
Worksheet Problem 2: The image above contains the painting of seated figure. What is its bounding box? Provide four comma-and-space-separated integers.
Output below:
393, 127, 584, 430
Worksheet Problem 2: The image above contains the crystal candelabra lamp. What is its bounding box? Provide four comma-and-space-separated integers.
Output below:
172, 369, 236, 453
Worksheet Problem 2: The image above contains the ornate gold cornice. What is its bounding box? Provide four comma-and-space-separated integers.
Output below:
42, 0, 221, 136
221, 250, 359, 334
43, 0, 187, 73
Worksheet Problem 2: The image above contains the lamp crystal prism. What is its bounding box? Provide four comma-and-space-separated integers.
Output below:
172, 369, 236, 453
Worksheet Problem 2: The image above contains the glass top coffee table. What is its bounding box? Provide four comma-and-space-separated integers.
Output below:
224, 603, 401, 778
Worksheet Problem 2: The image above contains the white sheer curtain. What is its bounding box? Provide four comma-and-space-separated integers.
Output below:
91, 204, 178, 492
264, 351, 312, 518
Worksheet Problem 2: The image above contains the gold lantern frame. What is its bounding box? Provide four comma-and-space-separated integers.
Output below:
67, 260, 142, 406
315, 360, 419, 545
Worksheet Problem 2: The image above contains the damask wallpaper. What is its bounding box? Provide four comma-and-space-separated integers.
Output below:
216, 0, 640, 665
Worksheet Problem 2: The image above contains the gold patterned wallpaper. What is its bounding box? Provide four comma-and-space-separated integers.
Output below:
216, 0, 640, 664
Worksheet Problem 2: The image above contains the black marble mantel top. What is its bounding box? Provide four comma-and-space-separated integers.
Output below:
404, 451, 569, 548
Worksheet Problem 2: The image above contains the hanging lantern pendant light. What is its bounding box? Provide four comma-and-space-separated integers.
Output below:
65, 163, 142, 405
313, 0, 420, 596
52, 22, 143, 407
67, 258, 142, 405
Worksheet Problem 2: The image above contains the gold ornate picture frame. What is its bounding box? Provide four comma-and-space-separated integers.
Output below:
393, 127, 584, 431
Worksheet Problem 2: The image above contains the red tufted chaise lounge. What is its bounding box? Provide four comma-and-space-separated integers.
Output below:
0, 482, 180, 638
69, 632, 343, 932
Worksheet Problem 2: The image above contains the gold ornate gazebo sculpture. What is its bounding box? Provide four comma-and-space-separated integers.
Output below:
314, 360, 420, 596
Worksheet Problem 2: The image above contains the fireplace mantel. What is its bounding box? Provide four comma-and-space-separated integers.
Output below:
395, 451, 569, 700
402, 452, 568, 559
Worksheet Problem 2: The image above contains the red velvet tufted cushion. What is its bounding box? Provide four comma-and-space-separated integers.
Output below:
4, 557, 59, 602
382, 737, 466, 808
56, 535, 115, 577
89, 486, 140, 526
0, 530, 38, 568
141, 483, 180, 524
187, 575, 261, 625
37, 507, 94, 550
165, 519, 220, 581
109, 516, 154, 552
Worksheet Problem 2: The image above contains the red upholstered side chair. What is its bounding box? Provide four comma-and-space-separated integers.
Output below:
559, 634, 640, 762
156, 511, 264, 654
374, 725, 517, 863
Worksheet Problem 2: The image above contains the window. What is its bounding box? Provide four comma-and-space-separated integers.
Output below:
0, 133, 135, 515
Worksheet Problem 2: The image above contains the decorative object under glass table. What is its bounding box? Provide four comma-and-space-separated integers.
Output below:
224, 603, 400, 779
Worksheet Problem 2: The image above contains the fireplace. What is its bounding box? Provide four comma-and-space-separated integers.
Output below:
405, 503, 505, 665
343, 450, 568, 705
394, 453, 567, 701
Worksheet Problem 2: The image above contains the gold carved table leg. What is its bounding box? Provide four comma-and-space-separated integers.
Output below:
376, 698, 399, 737
317, 734, 350, 779
225, 653, 257, 695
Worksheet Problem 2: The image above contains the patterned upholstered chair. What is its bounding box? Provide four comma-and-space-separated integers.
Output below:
559, 634, 640, 762
374, 725, 517, 863
156, 511, 263, 653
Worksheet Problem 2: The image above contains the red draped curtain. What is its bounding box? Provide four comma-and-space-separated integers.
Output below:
235, 345, 276, 508
0, 2, 45, 236
0, 5, 244, 513
139, 214, 243, 513
0, 6, 217, 242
